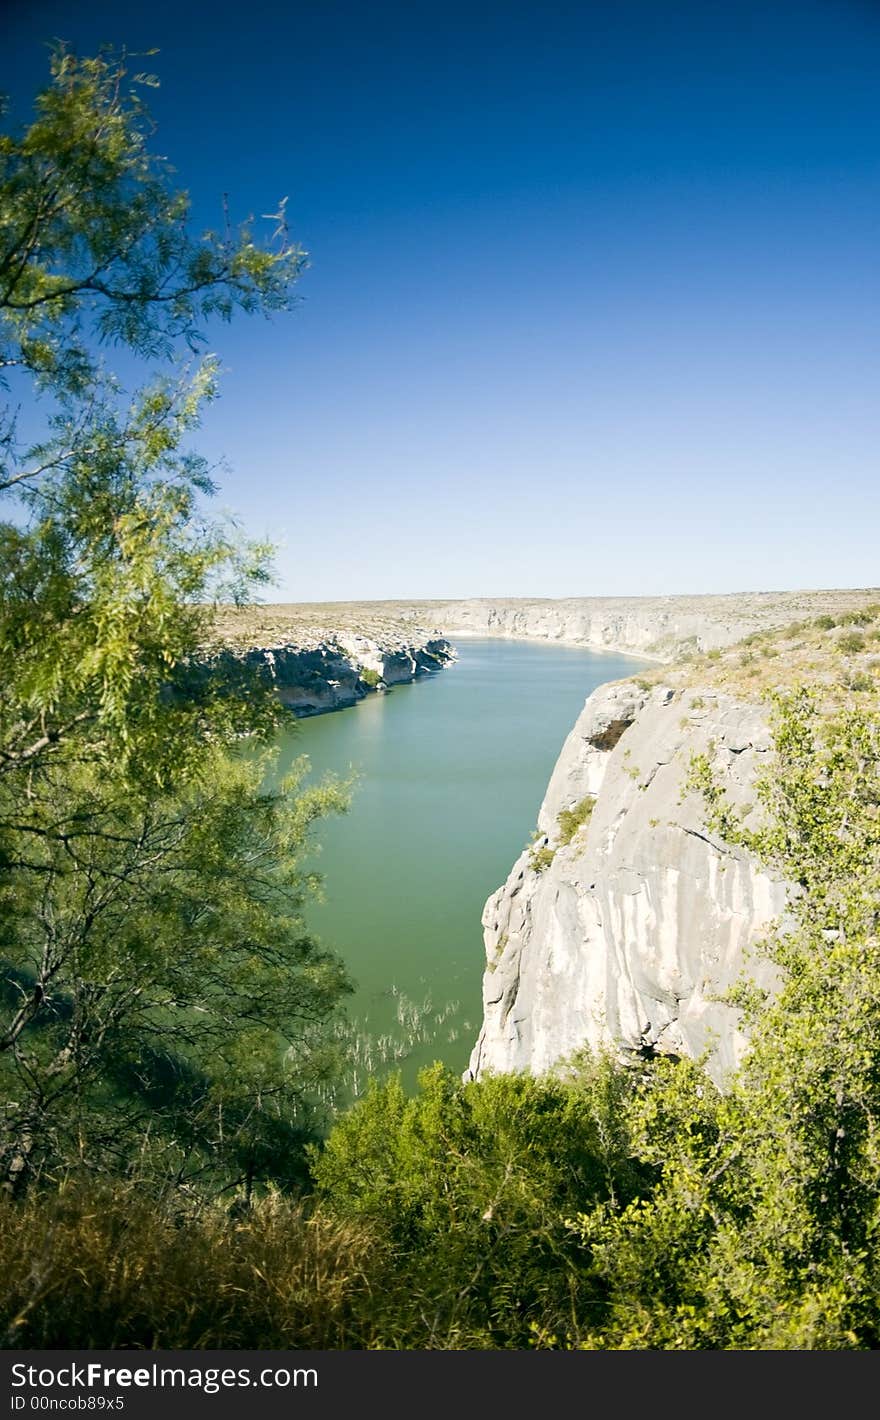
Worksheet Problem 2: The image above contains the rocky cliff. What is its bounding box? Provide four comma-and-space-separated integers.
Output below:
211, 591, 880, 670
206, 634, 455, 716
435, 590, 880, 661
467, 677, 787, 1085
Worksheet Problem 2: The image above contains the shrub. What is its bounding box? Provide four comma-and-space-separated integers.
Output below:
310, 1061, 646, 1348
586, 688, 880, 1351
557, 795, 596, 846
529, 843, 556, 872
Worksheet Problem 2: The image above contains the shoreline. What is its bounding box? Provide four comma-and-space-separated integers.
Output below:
443, 626, 665, 663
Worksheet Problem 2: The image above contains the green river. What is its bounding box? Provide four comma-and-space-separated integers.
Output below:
273, 636, 647, 1090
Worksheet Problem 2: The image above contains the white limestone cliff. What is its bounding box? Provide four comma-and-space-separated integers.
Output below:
436, 591, 879, 661
467, 678, 787, 1085
217, 635, 454, 716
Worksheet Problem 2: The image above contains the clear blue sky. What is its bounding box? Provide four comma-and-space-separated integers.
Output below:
6, 0, 879, 600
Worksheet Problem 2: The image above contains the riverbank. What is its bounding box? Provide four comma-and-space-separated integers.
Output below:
468, 599, 880, 1085
211, 591, 880, 687
279, 637, 648, 1090
207, 604, 455, 716
428, 589, 880, 660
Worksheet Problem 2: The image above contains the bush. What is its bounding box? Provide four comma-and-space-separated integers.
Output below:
529, 843, 556, 872
557, 796, 596, 846
0, 1062, 648, 1351
310, 1061, 646, 1348
580, 689, 880, 1350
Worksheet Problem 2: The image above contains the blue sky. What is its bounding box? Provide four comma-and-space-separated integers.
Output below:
5, 0, 879, 600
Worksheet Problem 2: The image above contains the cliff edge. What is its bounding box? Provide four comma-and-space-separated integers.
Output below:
206, 604, 455, 716
467, 604, 880, 1085
467, 679, 786, 1085
434, 589, 880, 660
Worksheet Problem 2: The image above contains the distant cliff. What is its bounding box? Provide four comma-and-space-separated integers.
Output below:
434, 590, 880, 661
206, 633, 455, 716
210, 591, 880, 671
467, 677, 787, 1086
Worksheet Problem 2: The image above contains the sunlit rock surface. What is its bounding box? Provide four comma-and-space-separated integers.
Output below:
468, 679, 787, 1085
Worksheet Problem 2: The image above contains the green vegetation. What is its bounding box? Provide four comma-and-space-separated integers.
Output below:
662, 604, 880, 702
2, 1062, 647, 1349
528, 842, 556, 872
576, 686, 880, 1350
3, 685, 880, 1349
0, 1183, 374, 1349
310, 1062, 644, 1347
844, 673, 873, 693
557, 795, 596, 846
360, 666, 382, 688
0, 46, 351, 1200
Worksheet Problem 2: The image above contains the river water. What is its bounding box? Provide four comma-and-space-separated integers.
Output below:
273, 636, 646, 1089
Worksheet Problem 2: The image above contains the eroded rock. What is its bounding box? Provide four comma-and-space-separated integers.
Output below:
468, 679, 787, 1086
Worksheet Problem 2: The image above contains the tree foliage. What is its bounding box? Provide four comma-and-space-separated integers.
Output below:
2, 681, 877, 1346
0, 46, 351, 1199
0, 45, 302, 398
568, 687, 880, 1348
311, 1058, 646, 1348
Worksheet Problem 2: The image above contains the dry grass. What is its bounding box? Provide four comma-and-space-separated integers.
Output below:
631, 602, 880, 710
208, 589, 880, 658
208, 601, 448, 652
0, 1184, 384, 1349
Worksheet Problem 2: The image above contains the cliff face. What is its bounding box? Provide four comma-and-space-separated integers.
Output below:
436, 591, 880, 661
208, 636, 454, 716
440, 598, 713, 659
468, 679, 787, 1085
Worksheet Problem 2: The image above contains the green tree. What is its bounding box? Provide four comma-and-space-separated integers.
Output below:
0, 45, 352, 1198
570, 686, 880, 1348
311, 1058, 646, 1347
